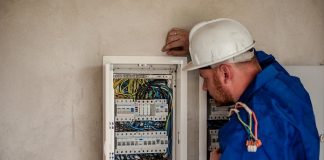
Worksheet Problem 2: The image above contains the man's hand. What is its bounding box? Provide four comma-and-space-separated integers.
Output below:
210, 149, 221, 160
161, 28, 189, 56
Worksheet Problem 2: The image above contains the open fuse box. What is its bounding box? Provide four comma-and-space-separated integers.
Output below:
103, 56, 187, 160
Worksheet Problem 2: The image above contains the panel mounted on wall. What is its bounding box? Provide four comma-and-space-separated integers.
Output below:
103, 56, 187, 160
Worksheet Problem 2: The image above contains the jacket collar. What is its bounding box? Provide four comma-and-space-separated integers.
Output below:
239, 64, 279, 102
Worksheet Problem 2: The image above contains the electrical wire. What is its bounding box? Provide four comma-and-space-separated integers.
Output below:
229, 102, 262, 152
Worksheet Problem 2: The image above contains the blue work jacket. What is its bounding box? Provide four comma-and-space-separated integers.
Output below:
218, 51, 319, 160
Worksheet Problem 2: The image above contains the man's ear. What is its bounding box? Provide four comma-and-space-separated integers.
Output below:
217, 64, 233, 84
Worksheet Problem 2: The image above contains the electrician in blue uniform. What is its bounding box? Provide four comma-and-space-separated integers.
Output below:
162, 18, 319, 160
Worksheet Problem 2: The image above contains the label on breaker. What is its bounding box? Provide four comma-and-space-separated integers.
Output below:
115, 136, 168, 155
115, 131, 167, 138
113, 74, 173, 80
208, 105, 231, 120
115, 99, 169, 121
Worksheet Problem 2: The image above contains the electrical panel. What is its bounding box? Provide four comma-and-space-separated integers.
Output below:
103, 56, 187, 160
198, 88, 230, 160
206, 96, 230, 160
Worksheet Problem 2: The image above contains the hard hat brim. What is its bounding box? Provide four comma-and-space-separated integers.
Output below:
182, 61, 203, 71
182, 41, 255, 71
182, 42, 255, 71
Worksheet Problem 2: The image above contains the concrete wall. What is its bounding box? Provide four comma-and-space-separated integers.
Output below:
0, 0, 323, 159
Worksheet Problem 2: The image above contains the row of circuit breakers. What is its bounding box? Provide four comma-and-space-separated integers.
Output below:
207, 96, 231, 160
112, 66, 175, 160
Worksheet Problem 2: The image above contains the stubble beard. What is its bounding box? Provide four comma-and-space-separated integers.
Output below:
212, 78, 234, 107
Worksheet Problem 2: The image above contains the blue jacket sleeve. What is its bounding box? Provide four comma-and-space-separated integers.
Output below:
219, 103, 305, 160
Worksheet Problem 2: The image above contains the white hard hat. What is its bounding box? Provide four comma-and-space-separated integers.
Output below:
183, 18, 255, 71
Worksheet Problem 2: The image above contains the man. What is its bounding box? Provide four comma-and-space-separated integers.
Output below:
162, 18, 319, 160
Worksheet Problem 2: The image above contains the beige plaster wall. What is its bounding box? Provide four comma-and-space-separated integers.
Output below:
0, 0, 323, 159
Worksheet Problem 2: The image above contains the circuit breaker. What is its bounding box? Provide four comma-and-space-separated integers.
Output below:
198, 78, 230, 160
206, 95, 230, 159
103, 56, 187, 160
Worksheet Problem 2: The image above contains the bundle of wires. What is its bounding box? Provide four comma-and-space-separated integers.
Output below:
135, 80, 173, 104
113, 79, 147, 99
229, 102, 262, 152
125, 121, 164, 131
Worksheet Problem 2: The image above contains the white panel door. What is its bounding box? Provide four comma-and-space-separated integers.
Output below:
285, 66, 324, 160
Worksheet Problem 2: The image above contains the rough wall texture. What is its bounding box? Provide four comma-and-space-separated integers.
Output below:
0, 0, 323, 159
